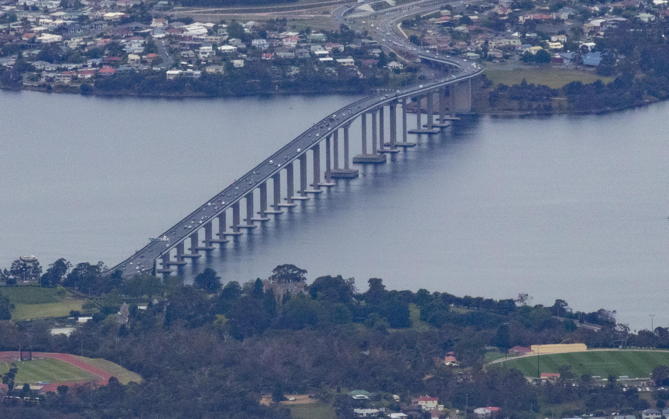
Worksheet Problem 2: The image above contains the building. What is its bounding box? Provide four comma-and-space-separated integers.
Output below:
414, 396, 439, 411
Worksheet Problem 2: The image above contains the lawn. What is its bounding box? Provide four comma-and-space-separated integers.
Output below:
289, 403, 337, 419
84, 357, 142, 384
485, 66, 613, 89
497, 350, 669, 378
0, 359, 93, 384
0, 286, 88, 320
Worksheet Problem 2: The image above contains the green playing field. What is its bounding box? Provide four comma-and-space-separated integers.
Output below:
0, 358, 93, 384
496, 350, 669, 378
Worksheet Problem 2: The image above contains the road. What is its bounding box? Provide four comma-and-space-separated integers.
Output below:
109, 0, 484, 277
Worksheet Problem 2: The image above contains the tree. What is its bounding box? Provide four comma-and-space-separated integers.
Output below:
194, 268, 221, 293
9, 257, 42, 283
0, 294, 12, 320
364, 278, 386, 304
652, 365, 669, 386
2, 364, 18, 393
309, 275, 354, 303
40, 258, 71, 287
268, 264, 307, 284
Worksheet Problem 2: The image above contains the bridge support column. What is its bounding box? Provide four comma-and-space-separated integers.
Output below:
157, 253, 174, 273
354, 109, 386, 164
238, 192, 258, 228
381, 102, 399, 152
195, 222, 215, 250
177, 242, 186, 265
181, 232, 201, 258
427, 92, 434, 129
211, 213, 229, 244
254, 182, 274, 219
331, 124, 358, 178
310, 144, 324, 191
279, 163, 297, 207
378, 106, 385, 150
332, 130, 339, 170
320, 137, 336, 187
433, 87, 450, 128
291, 157, 310, 200
409, 95, 440, 135
271, 174, 286, 211
227, 201, 245, 234
398, 98, 415, 147
450, 79, 472, 114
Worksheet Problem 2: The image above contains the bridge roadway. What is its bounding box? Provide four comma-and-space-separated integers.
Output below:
110, 0, 484, 277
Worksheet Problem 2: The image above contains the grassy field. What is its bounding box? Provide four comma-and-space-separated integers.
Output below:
289, 403, 337, 419
0, 286, 88, 320
498, 350, 669, 378
0, 359, 93, 384
85, 357, 142, 384
485, 66, 613, 89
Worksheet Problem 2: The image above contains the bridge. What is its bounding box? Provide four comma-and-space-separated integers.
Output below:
109, 0, 485, 278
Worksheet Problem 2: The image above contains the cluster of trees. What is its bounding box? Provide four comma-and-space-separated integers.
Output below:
91, 57, 394, 97
0, 261, 659, 418
488, 19, 669, 114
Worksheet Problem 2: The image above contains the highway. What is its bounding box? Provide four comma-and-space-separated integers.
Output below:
109, 0, 484, 277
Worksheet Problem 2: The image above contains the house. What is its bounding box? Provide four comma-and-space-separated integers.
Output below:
219, 45, 237, 55
508, 346, 531, 356
582, 51, 602, 67
349, 390, 371, 400
414, 396, 439, 411
336, 57, 355, 66
353, 408, 386, 417
389, 414, 408, 419
540, 372, 561, 381
473, 406, 502, 417
444, 352, 459, 367
97, 66, 117, 77
251, 38, 268, 50
642, 409, 662, 419
166, 69, 182, 80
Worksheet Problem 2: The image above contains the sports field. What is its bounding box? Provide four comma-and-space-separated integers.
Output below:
497, 350, 669, 378
485, 65, 613, 89
0, 352, 141, 388
0, 286, 88, 320
0, 358, 93, 384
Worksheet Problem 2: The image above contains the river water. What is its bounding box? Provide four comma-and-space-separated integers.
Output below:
1, 90, 667, 329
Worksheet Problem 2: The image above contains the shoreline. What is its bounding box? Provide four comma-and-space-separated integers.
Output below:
1, 84, 662, 116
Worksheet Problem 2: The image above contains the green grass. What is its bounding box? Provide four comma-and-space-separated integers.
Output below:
0, 286, 88, 320
485, 66, 613, 89
289, 403, 337, 419
84, 357, 142, 385
0, 286, 64, 304
498, 350, 669, 378
0, 359, 93, 384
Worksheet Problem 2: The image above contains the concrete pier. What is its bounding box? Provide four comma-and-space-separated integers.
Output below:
409, 94, 440, 134
308, 144, 325, 191
300, 153, 320, 194
331, 124, 359, 178
210, 213, 229, 243
354, 109, 386, 164
224, 202, 244, 236
397, 98, 416, 147
194, 222, 216, 250
279, 163, 298, 207
254, 182, 273, 220
268, 174, 286, 213
180, 233, 201, 258
381, 102, 400, 152
320, 135, 336, 186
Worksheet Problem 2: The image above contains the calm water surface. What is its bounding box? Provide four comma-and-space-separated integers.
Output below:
1, 90, 667, 329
